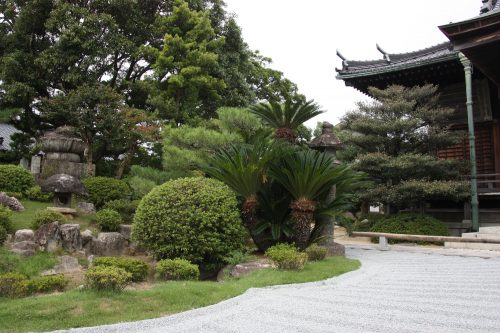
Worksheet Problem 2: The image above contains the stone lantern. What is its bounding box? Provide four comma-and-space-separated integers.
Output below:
309, 122, 345, 256
41, 174, 88, 214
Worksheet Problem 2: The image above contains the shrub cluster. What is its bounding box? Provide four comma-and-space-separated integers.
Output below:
0, 272, 28, 298
27, 275, 68, 294
0, 164, 35, 193
352, 213, 386, 232
133, 178, 245, 270
265, 244, 308, 270
82, 177, 130, 208
84, 266, 131, 291
93, 257, 148, 282
0, 206, 12, 245
103, 199, 139, 224
31, 210, 66, 230
126, 176, 156, 200
370, 213, 449, 243
305, 244, 327, 261
156, 259, 199, 281
24, 186, 53, 202
95, 209, 122, 232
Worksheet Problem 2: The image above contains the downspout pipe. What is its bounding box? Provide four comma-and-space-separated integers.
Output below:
459, 53, 480, 231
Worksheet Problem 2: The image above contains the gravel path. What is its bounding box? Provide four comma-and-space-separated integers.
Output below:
57, 248, 500, 333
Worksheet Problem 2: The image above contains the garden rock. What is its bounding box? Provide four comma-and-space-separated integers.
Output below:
76, 202, 96, 214
81, 229, 93, 247
14, 229, 34, 243
34, 222, 62, 252
59, 224, 82, 252
11, 241, 37, 256
91, 232, 125, 256
43, 255, 82, 275
217, 258, 275, 281
0, 192, 25, 211
119, 224, 132, 240
331, 242, 345, 256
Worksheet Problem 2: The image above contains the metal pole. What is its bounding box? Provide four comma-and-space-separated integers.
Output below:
459, 53, 479, 231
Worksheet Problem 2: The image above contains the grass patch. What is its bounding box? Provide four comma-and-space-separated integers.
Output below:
0, 256, 360, 332
0, 248, 58, 277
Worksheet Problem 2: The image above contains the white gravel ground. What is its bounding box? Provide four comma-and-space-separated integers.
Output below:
55, 247, 500, 333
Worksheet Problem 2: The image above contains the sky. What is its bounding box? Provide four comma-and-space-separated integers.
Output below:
224, 0, 479, 127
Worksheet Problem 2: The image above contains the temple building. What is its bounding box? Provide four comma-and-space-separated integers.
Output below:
336, 1, 500, 232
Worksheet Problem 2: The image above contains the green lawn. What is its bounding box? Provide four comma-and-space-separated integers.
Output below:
0, 256, 360, 333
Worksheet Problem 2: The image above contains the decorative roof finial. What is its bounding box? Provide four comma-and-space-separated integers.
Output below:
480, 0, 498, 14
336, 49, 349, 69
376, 44, 391, 63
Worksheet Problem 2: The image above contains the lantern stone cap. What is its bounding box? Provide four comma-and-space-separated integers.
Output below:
41, 173, 88, 195
309, 122, 343, 149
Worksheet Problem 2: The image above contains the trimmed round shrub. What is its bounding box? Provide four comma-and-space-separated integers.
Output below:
84, 266, 131, 291
27, 274, 68, 294
0, 164, 35, 193
371, 213, 449, 244
0, 272, 29, 298
103, 199, 139, 224
0, 206, 12, 242
82, 177, 130, 208
305, 244, 327, 261
31, 210, 66, 230
95, 209, 122, 232
265, 244, 308, 270
93, 257, 148, 282
133, 178, 245, 270
24, 186, 53, 202
156, 258, 199, 281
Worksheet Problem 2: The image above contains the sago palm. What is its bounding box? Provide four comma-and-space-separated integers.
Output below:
250, 99, 323, 143
269, 149, 342, 249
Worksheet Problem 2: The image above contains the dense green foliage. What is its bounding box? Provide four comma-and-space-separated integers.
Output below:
370, 213, 449, 243
95, 209, 122, 232
265, 244, 308, 270
0, 206, 12, 244
31, 210, 65, 230
156, 259, 200, 281
0, 165, 34, 193
0, 256, 359, 332
82, 177, 130, 208
93, 257, 148, 282
133, 178, 246, 269
305, 244, 327, 261
0, 272, 28, 298
84, 266, 132, 291
126, 176, 157, 200
103, 200, 139, 224
341, 85, 468, 210
0, 248, 57, 277
24, 186, 53, 202
27, 275, 68, 294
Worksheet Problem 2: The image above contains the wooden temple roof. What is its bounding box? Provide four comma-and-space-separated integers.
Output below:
335, 43, 464, 95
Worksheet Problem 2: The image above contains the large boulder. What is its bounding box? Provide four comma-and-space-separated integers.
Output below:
11, 241, 37, 256
76, 202, 96, 214
81, 229, 93, 247
118, 224, 132, 241
217, 258, 275, 282
14, 229, 34, 243
34, 222, 62, 252
59, 224, 82, 252
0, 192, 25, 211
42, 255, 82, 275
91, 232, 125, 256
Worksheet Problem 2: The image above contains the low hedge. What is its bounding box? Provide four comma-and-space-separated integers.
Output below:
27, 275, 68, 294
305, 244, 327, 261
0, 164, 35, 193
156, 259, 199, 281
370, 213, 449, 243
32, 210, 66, 230
0, 206, 12, 244
24, 186, 53, 202
84, 266, 131, 291
93, 257, 148, 282
103, 199, 139, 224
95, 209, 122, 232
0, 272, 29, 298
82, 177, 130, 208
265, 244, 308, 270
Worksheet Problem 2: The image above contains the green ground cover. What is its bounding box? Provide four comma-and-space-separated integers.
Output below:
0, 256, 360, 333
0, 248, 57, 277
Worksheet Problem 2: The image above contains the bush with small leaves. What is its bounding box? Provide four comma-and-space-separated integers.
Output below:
31, 210, 66, 230
0, 206, 12, 244
95, 209, 122, 232
305, 244, 327, 261
93, 257, 148, 282
82, 177, 130, 208
265, 244, 308, 270
84, 266, 132, 291
27, 274, 68, 294
0, 272, 29, 298
24, 186, 53, 202
0, 164, 35, 193
103, 199, 139, 224
156, 259, 199, 281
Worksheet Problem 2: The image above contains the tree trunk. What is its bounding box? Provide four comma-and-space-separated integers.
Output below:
115, 149, 134, 179
84, 142, 94, 177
